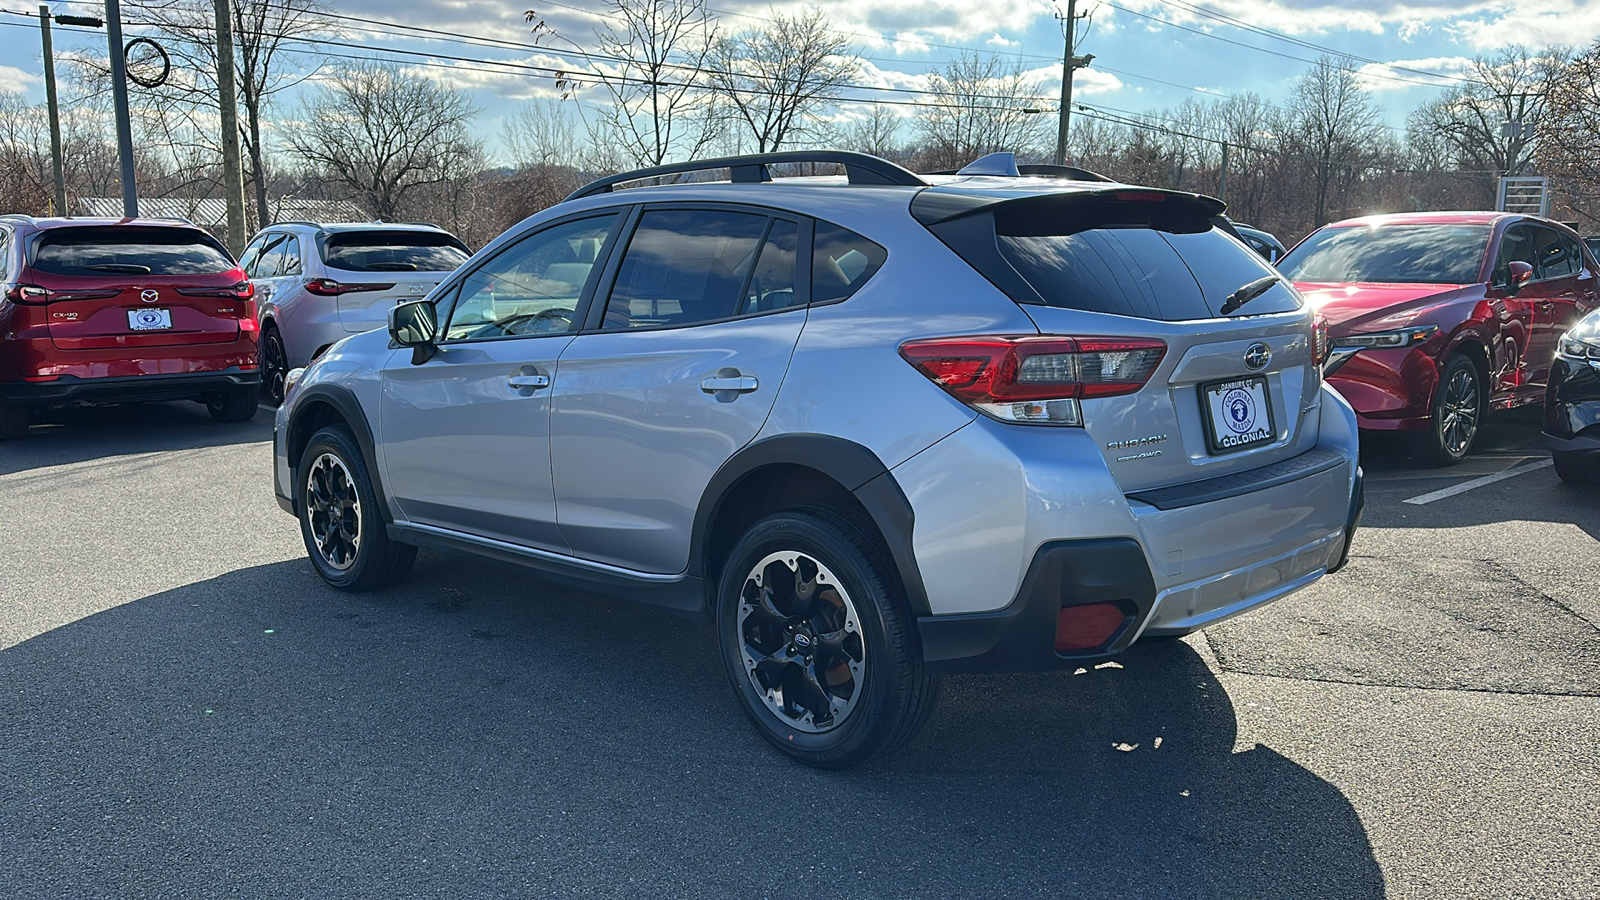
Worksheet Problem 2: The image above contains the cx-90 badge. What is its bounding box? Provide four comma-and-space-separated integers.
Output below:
1244, 342, 1271, 371
140, 289, 160, 303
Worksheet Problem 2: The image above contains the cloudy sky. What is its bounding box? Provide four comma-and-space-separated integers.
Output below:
2, 0, 1597, 156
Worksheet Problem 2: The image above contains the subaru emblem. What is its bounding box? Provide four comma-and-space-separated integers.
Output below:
140, 289, 160, 304
1244, 342, 1271, 371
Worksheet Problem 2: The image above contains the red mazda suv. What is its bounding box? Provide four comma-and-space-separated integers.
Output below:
0, 215, 260, 438
1280, 212, 1599, 464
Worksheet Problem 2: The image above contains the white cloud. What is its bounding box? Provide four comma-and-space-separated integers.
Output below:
0, 65, 37, 94
1355, 55, 1472, 92
986, 33, 1021, 49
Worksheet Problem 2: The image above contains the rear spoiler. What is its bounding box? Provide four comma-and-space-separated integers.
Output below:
910, 186, 1227, 229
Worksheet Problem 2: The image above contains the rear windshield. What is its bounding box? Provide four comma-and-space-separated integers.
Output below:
31, 227, 235, 276
1278, 224, 1490, 285
321, 230, 469, 272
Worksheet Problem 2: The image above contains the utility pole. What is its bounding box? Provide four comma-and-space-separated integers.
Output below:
1218, 141, 1229, 203
104, 0, 138, 217
213, 0, 247, 252
38, 6, 66, 217
1053, 0, 1094, 167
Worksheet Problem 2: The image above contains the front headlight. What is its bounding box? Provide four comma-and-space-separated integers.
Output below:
1559, 312, 1600, 361
1333, 324, 1439, 350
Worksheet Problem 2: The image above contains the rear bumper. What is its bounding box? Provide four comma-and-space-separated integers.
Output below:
0, 367, 260, 406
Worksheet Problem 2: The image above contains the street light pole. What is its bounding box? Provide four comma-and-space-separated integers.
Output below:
38, 6, 66, 217
104, 0, 139, 218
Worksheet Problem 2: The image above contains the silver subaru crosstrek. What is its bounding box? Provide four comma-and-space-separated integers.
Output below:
242, 221, 470, 403
272, 151, 1364, 768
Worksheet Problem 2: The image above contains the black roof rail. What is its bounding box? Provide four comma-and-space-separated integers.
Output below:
271, 219, 323, 228
1016, 164, 1115, 182
566, 150, 927, 201
147, 215, 196, 225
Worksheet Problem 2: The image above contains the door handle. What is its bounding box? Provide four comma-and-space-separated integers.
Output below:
700, 375, 759, 394
508, 374, 550, 389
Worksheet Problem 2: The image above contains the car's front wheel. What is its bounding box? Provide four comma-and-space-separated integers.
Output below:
716, 506, 940, 768
1411, 353, 1482, 466
206, 387, 258, 423
297, 425, 416, 591
1553, 450, 1600, 484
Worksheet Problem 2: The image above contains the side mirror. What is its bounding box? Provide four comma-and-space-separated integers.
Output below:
389, 300, 438, 364
1505, 261, 1534, 297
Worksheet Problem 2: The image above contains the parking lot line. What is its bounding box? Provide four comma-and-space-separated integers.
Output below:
1401, 458, 1554, 505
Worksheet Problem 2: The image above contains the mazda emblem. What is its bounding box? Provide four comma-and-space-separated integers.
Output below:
1244, 342, 1271, 371
140, 289, 160, 304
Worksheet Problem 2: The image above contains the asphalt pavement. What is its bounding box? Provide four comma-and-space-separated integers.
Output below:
2, 403, 1596, 898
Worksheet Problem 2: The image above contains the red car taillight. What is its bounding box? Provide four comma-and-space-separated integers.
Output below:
899, 335, 1166, 425
303, 278, 394, 297
4, 283, 49, 304
1312, 312, 1330, 365
177, 281, 255, 300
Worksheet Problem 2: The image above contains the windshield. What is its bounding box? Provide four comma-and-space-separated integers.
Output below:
321, 230, 469, 273
1279, 224, 1490, 285
32, 227, 235, 276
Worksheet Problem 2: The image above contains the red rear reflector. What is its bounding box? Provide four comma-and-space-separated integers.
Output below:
1055, 603, 1130, 652
23, 375, 59, 382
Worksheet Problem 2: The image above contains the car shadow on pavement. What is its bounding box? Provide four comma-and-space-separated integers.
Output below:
1, 555, 1384, 899
0, 401, 272, 476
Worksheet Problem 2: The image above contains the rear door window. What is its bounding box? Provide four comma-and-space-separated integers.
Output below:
322, 230, 469, 273
601, 209, 770, 329
1532, 226, 1577, 280
31, 227, 235, 276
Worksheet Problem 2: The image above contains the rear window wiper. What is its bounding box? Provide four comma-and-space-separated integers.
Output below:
1221, 275, 1279, 315
84, 263, 153, 274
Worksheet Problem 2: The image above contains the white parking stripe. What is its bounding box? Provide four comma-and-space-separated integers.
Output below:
1401, 458, 1554, 505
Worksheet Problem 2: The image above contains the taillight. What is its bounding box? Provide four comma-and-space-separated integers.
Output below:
304, 278, 395, 297
1312, 313, 1330, 365
899, 335, 1166, 426
4, 284, 49, 304
239, 299, 259, 333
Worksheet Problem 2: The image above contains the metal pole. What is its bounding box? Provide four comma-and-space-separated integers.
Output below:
104, 0, 138, 218
213, 0, 246, 253
1053, 0, 1077, 167
39, 6, 67, 217
1218, 141, 1229, 203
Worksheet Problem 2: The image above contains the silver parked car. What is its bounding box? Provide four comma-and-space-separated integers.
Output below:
272, 151, 1364, 768
242, 221, 470, 403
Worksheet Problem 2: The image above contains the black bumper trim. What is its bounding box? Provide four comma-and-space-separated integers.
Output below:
917, 538, 1157, 674
1541, 430, 1600, 453
1125, 448, 1345, 511
1328, 466, 1363, 574
1, 368, 260, 405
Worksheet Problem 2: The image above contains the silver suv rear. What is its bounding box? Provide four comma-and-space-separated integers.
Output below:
243, 221, 469, 402
271, 151, 1363, 768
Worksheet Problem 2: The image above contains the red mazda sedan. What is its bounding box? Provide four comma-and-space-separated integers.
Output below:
0, 216, 260, 438
1280, 212, 1599, 464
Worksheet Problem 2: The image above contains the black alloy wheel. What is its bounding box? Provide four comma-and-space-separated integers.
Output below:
262, 326, 289, 406
1412, 354, 1482, 466
297, 425, 416, 590
716, 506, 940, 768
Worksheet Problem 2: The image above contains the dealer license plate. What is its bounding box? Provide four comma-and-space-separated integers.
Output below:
1200, 376, 1275, 454
127, 308, 172, 331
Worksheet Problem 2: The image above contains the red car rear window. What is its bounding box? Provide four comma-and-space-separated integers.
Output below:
31, 227, 235, 277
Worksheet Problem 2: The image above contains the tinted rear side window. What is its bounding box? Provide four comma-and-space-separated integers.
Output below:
997, 226, 1298, 320
813, 222, 887, 304
32, 227, 235, 276
1279, 224, 1490, 285
322, 231, 470, 272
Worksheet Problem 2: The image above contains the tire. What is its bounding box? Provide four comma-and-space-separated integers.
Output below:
1409, 354, 1483, 466
0, 404, 30, 440
297, 425, 416, 591
261, 325, 288, 407
206, 387, 258, 423
1553, 450, 1600, 485
716, 505, 941, 769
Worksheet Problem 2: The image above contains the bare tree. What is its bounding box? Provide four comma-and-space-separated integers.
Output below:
285, 61, 481, 220
501, 98, 583, 169
529, 0, 719, 168
1408, 46, 1568, 206
1286, 56, 1389, 227
707, 9, 859, 153
127, 0, 327, 228
914, 52, 1047, 170
1540, 41, 1600, 226
840, 102, 905, 159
